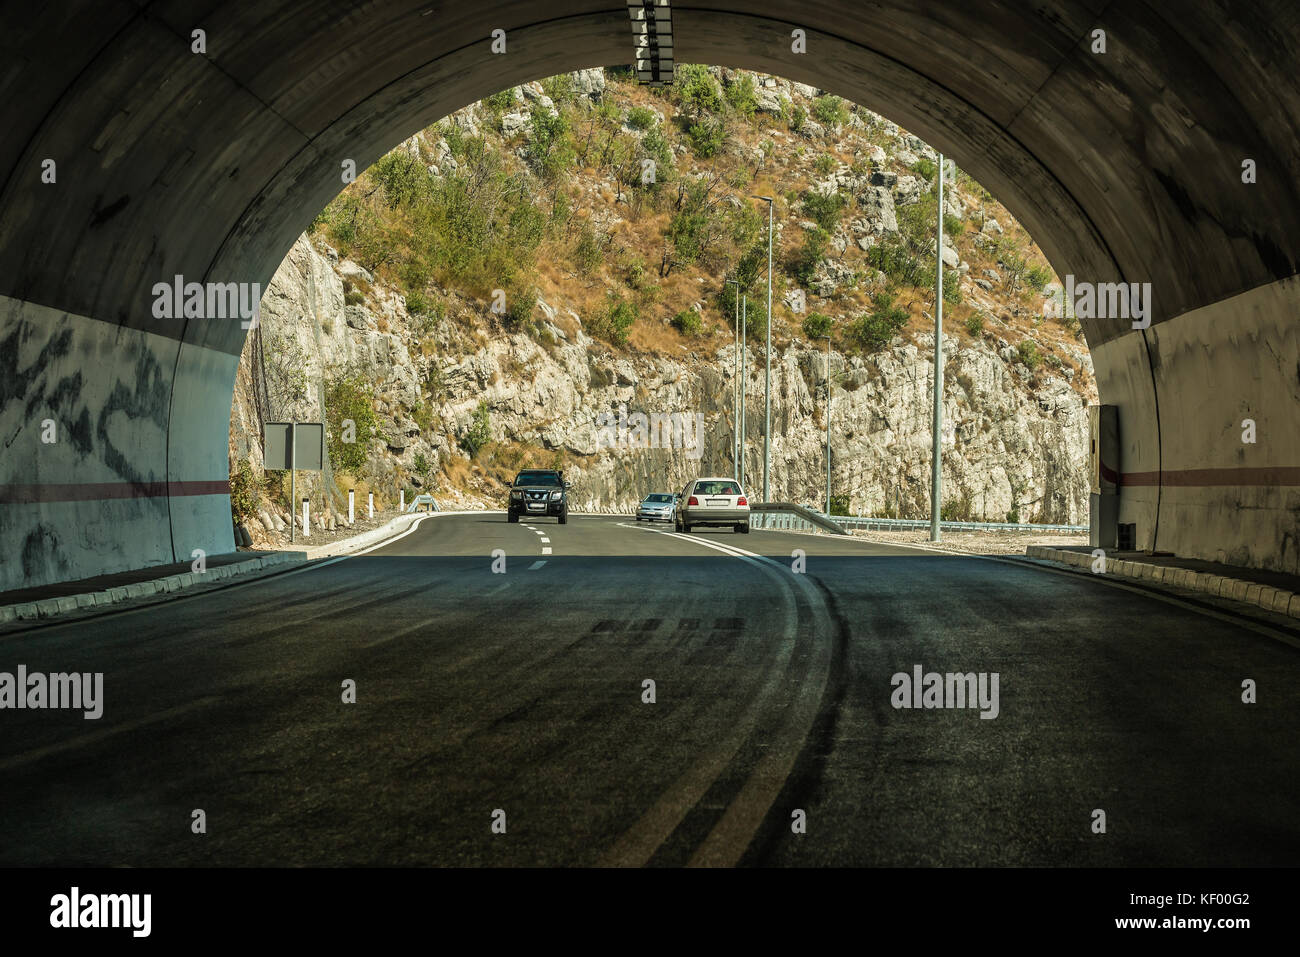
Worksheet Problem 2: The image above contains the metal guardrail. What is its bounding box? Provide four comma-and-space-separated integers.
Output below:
832, 516, 1086, 533
748, 502, 849, 535
404, 494, 440, 514
747, 504, 1085, 535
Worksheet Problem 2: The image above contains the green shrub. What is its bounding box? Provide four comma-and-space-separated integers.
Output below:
525, 107, 575, 181
461, 401, 492, 458
573, 226, 603, 275
675, 64, 723, 116
913, 157, 936, 182
942, 269, 963, 305
1017, 339, 1042, 369
812, 95, 848, 127
229, 459, 259, 521
325, 374, 380, 476
964, 313, 985, 336
1026, 263, 1053, 292
405, 289, 429, 316
802, 311, 833, 339
724, 73, 758, 118
372, 152, 428, 209
803, 189, 845, 231
627, 105, 657, 130
867, 233, 929, 288
814, 154, 836, 175
686, 117, 726, 158
790, 104, 806, 132
671, 309, 703, 335
485, 88, 516, 117
790, 227, 830, 286
828, 494, 851, 516
541, 74, 574, 106
641, 127, 673, 169
849, 292, 909, 353
411, 399, 435, 433
504, 285, 537, 325
344, 290, 365, 306
590, 296, 638, 346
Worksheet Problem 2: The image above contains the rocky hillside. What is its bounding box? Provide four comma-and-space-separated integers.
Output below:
229, 67, 1095, 542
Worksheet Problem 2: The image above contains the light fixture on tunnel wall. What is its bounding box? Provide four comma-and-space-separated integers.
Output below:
628, 0, 673, 86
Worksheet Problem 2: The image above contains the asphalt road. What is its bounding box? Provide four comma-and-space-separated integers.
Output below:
0, 513, 1297, 866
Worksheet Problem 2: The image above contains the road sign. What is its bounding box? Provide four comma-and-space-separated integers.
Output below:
264, 422, 324, 471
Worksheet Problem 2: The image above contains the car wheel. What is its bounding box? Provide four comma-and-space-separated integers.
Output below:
636, 516, 642, 522
733, 524, 744, 533
681, 522, 691, 533
508, 512, 518, 523
740, 523, 750, 534
558, 510, 567, 525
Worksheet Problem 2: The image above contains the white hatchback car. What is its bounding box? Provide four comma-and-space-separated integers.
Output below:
674, 478, 750, 533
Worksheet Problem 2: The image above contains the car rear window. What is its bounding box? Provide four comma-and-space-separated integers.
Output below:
695, 481, 741, 495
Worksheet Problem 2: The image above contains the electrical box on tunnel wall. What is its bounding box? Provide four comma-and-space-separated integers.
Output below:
1089, 405, 1119, 549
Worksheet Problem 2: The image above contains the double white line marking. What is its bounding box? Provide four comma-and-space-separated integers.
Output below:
603, 522, 835, 867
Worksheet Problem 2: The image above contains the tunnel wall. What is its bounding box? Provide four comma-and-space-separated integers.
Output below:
0, 295, 235, 591
1148, 278, 1300, 572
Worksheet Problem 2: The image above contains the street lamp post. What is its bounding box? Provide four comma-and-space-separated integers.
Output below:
740, 294, 747, 488
815, 334, 832, 515
930, 154, 946, 543
752, 195, 774, 503
725, 278, 740, 475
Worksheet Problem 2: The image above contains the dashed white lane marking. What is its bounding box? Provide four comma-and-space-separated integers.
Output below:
528, 561, 546, 570
542, 547, 552, 555
540, 537, 550, 543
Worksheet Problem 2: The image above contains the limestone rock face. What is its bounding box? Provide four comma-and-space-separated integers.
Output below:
233, 233, 1091, 524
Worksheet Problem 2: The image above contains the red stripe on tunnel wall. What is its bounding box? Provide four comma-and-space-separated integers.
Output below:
1119, 467, 1300, 487
0, 481, 230, 504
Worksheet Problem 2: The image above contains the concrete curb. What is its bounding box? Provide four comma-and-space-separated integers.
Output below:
0, 551, 308, 625
1025, 545, 1300, 621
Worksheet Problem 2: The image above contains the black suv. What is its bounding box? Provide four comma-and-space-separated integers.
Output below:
507, 469, 570, 524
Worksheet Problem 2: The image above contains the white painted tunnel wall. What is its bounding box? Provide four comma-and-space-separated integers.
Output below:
0, 295, 236, 591
1148, 278, 1300, 572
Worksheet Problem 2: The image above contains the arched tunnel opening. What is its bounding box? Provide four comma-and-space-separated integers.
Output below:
236, 64, 1094, 546
1, 0, 1299, 898
3, 2, 1298, 591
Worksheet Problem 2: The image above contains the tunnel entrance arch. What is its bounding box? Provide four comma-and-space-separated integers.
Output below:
3, 2, 1299, 590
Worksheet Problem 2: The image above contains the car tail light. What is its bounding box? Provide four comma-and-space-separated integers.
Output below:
737, 496, 747, 506
688, 496, 698, 506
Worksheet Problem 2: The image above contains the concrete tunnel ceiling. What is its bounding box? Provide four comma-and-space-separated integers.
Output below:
2, 0, 1300, 588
